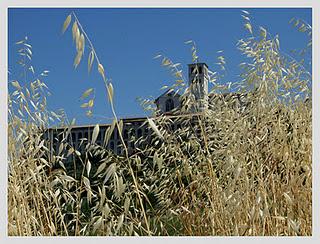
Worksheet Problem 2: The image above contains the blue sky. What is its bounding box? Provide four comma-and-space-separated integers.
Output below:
8, 8, 312, 125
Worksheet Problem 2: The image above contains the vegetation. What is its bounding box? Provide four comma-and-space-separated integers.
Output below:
8, 11, 311, 236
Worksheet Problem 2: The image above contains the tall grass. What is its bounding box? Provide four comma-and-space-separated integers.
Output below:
7, 12, 311, 236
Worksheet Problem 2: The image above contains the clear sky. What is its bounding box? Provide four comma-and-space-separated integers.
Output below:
8, 8, 312, 125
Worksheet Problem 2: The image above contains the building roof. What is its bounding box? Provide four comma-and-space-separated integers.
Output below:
187, 62, 209, 68
154, 89, 181, 103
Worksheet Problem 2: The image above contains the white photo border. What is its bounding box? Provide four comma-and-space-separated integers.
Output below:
1, 1, 318, 244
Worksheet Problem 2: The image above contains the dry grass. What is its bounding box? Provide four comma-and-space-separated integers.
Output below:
7, 12, 312, 236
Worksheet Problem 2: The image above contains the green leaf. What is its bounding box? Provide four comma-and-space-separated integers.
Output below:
162, 58, 170, 66
81, 88, 94, 100
88, 99, 94, 108
82, 176, 91, 191
80, 102, 89, 108
91, 124, 99, 144
88, 50, 94, 73
107, 83, 114, 103
289, 17, 295, 24
72, 21, 78, 41
103, 163, 116, 184
147, 118, 164, 140
241, 15, 250, 21
62, 14, 72, 34
15, 40, 25, 45
244, 22, 253, 35
11, 81, 21, 90
94, 162, 107, 177
86, 159, 91, 177
86, 110, 93, 117
98, 63, 105, 80
73, 51, 82, 68
260, 26, 267, 39
241, 10, 250, 15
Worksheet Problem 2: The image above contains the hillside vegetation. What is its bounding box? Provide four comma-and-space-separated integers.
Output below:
7, 12, 312, 236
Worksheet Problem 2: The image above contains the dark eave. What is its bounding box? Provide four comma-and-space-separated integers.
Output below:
154, 89, 181, 103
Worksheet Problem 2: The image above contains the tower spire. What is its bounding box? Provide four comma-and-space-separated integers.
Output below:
188, 62, 209, 112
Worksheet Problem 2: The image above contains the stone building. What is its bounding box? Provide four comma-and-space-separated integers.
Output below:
45, 62, 246, 158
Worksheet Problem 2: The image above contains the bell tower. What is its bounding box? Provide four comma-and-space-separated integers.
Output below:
188, 63, 209, 112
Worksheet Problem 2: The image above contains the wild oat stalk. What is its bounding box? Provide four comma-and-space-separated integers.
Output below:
62, 12, 152, 235
8, 10, 311, 236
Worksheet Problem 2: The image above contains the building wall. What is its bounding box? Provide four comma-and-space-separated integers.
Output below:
48, 118, 152, 158
156, 94, 181, 113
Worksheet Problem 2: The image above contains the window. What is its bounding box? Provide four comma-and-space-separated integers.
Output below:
52, 132, 57, 142
110, 141, 114, 151
101, 129, 105, 142
165, 98, 174, 112
58, 133, 63, 142
170, 123, 175, 131
137, 128, 142, 138
55, 142, 59, 153
117, 141, 122, 155
71, 132, 76, 142
191, 66, 202, 74
130, 141, 134, 149
124, 129, 128, 139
